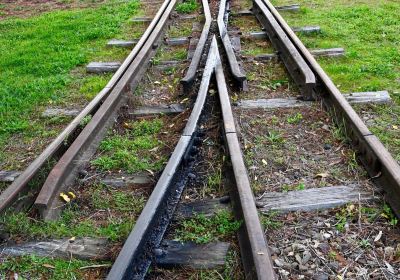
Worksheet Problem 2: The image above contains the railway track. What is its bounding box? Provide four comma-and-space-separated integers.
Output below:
0, 0, 399, 279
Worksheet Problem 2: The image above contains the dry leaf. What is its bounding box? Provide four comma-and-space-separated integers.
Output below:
262, 159, 268, 166
180, 98, 189, 103
374, 230, 383, 242
146, 169, 154, 176
315, 172, 329, 178
384, 261, 395, 274
69, 236, 76, 242
43, 264, 55, 269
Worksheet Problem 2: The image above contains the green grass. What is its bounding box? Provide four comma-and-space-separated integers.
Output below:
174, 210, 242, 244
272, 0, 400, 160
0, 255, 108, 280
92, 118, 166, 173
0, 0, 140, 151
175, 0, 199, 14
260, 211, 283, 230
2, 207, 135, 242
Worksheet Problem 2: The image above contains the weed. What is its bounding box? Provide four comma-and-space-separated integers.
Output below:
204, 166, 223, 195
287, 112, 303, 124
174, 210, 241, 244
175, 0, 198, 14
296, 182, 305, 190
2, 206, 135, 242
91, 185, 146, 213
260, 211, 282, 230
382, 203, 398, 226
334, 204, 355, 232
260, 79, 288, 90
347, 151, 358, 172
0, 255, 106, 280
359, 239, 371, 248
79, 115, 92, 127
266, 130, 285, 145
173, 49, 187, 60
92, 118, 165, 173
328, 250, 337, 260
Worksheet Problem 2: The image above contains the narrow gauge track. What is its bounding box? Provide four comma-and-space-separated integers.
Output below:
0, 0, 399, 279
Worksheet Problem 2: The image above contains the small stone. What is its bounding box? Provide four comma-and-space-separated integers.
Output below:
323, 143, 332, 150
283, 246, 292, 254
188, 173, 196, 179
318, 243, 330, 254
292, 243, 306, 252
282, 262, 292, 270
323, 233, 331, 239
290, 262, 298, 269
322, 124, 330, 131
327, 262, 339, 272
279, 269, 289, 277
274, 258, 284, 267
299, 264, 308, 271
302, 251, 312, 263
269, 246, 281, 255
313, 273, 329, 280
287, 251, 294, 256
295, 253, 302, 264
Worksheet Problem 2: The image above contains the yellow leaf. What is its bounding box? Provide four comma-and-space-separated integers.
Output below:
180, 98, 189, 103
69, 236, 76, 242
60, 193, 70, 203
262, 159, 268, 166
68, 192, 76, 199
393, 125, 398, 130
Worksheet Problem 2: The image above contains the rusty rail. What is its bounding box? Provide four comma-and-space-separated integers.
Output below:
213, 37, 277, 279
218, 0, 247, 88
253, 0, 316, 100
180, 0, 212, 92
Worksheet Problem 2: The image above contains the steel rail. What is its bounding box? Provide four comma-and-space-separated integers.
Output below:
218, 0, 246, 88
34, 0, 178, 221
180, 0, 211, 92
253, 0, 316, 100
106, 32, 218, 280
0, 1, 174, 214
213, 36, 277, 279
258, 0, 400, 216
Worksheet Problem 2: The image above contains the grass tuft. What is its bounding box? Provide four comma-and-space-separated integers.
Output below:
174, 210, 241, 244
175, 0, 198, 14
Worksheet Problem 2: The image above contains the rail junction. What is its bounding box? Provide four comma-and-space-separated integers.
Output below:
0, 0, 399, 279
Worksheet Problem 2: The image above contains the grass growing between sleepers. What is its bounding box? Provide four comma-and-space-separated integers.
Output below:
92, 118, 166, 173
271, 0, 400, 160
174, 210, 242, 244
0, 0, 141, 166
175, 0, 199, 14
0, 255, 109, 280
